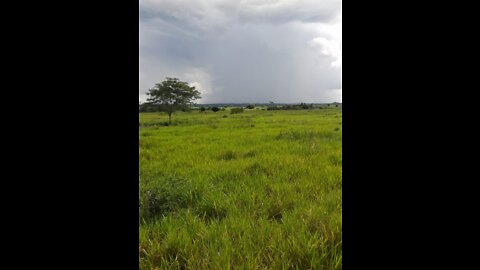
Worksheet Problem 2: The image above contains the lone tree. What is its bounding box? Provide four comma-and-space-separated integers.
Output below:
146, 77, 201, 123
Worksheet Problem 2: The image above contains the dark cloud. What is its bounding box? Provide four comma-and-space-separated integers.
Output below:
140, 0, 341, 103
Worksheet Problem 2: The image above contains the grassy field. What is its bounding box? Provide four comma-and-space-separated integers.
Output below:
139, 108, 342, 269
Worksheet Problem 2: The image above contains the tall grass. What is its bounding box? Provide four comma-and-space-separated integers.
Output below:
140, 108, 342, 269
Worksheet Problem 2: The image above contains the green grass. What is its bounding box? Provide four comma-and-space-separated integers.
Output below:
139, 108, 342, 269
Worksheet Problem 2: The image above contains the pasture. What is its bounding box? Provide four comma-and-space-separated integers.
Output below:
139, 107, 342, 269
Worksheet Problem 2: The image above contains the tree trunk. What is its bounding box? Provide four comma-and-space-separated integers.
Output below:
168, 103, 173, 124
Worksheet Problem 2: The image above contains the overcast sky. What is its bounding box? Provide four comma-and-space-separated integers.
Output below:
140, 0, 341, 104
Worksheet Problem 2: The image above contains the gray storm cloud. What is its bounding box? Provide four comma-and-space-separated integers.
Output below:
140, 0, 342, 103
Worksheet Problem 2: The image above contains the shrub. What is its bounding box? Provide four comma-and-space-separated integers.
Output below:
230, 107, 244, 114
200, 107, 206, 112
246, 104, 255, 109
211, 107, 220, 112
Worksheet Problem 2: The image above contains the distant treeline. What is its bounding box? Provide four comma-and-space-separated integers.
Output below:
139, 102, 341, 112
139, 103, 194, 113
266, 102, 340, 110
193, 102, 341, 107
267, 103, 312, 110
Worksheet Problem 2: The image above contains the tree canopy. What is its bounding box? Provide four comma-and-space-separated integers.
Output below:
146, 77, 201, 122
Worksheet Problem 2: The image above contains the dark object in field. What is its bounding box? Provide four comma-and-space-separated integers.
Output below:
270, 212, 283, 222
211, 107, 220, 112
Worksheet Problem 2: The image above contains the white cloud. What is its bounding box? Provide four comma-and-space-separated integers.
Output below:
310, 37, 342, 68
184, 67, 213, 102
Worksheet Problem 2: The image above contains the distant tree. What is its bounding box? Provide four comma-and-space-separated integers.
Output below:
246, 104, 255, 109
200, 107, 206, 112
230, 107, 244, 114
300, 102, 309, 109
146, 77, 201, 123
211, 107, 220, 112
